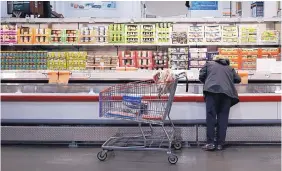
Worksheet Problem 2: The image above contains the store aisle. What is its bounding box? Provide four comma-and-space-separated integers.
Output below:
1, 146, 281, 171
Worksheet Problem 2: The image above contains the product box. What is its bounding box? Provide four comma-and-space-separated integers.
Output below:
205, 25, 222, 43
108, 24, 125, 44
240, 26, 258, 44
118, 51, 137, 67
34, 28, 51, 44
168, 48, 189, 70
140, 24, 155, 44
136, 51, 153, 70
0, 24, 17, 44
188, 25, 204, 43
260, 30, 279, 44
152, 51, 168, 70
17, 27, 34, 44
156, 22, 172, 44
125, 24, 140, 44
222, 25, 238, 43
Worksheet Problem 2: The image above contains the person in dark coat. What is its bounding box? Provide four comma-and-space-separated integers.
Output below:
199, 58, 241, 151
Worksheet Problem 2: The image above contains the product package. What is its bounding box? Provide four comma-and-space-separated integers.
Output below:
153, 51, 169, 70
50, 29, 66, 44
0, 24, 17, 44
87, 55, 118, 70
240, 26, 258, 44
188, 25, 204, 44
171, 32, 187, 44
260, 30, 279, 44
222, 25, 238, 43
34, 28, 51, 44
136, 51, 154, 70
189, 48, 208, 69
168, 48, 189, 70
17, 27, 34, 44
79, 26, 95, 44
141, 24, 155, 44
241, 48, 258, 70
65, 29, 79, 44
118, 51, 137, 68
1, 51, 48, 70
108, 24, 125, 43
156, 23, 172, 44
125, 24, 140, 44
205, 25, 221, 43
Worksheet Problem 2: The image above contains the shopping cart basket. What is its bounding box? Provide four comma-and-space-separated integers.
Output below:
97, 71, 188, 164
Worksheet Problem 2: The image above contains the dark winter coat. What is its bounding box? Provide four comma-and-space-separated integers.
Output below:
199, 59, 241, 106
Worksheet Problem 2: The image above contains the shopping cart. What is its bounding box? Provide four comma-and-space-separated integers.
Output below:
97, 71, 188, 164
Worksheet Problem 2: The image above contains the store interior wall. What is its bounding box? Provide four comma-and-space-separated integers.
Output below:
0, 1, 280, 18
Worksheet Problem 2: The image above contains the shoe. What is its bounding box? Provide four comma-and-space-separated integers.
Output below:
216, 145, 224, 151
202, 144, 215, 151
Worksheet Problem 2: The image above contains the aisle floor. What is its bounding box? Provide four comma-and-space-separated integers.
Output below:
1, 146, 281, 171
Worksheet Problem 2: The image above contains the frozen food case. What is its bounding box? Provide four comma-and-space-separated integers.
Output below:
1, 83, 281, 145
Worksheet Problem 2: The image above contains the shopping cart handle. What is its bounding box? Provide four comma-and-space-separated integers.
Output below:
175, 72, 189, 92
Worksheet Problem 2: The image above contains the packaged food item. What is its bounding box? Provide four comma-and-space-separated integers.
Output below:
205, 25, 221, 43
188, 25, 204, 43
141, 24, 155, 44
125, 24, 140, 44
260, 30, 279, 44
171, 32, 187, 44
168, 48, 189, 70
156, 23, 172, 44
222, 25, 238, 43
108, 24, 125, 43
240, 26, 258, 44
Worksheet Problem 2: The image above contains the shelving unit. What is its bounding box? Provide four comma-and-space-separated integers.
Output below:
1, 17, 281, 74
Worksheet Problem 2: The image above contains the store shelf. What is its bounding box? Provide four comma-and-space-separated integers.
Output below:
1, 17, 281, 24
1, 43, 280, 46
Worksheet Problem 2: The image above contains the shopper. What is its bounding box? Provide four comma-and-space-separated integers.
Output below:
199, 58, 241, 151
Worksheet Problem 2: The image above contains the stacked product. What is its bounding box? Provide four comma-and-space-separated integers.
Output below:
260, 30, 279, 44
125, 24, 140, 44
50, 29, 65, 44
171, 31, 187, 44
189, 48, 208, 69
108, 24, 125, 43
0, 24, 17, 44
34, 28, 50, 44
168, 48, 189, 70
95, 26, 108, 44
188, 25, 204, 44
136, 51, 153, 70
222, 25, 238, 44
1, 51, 47, 70
241, 48, 258, 70
118, 50, 137, 68
141, 24, 155, 44
65, 29, 79, 44
153, 51, 168, 70
240, 26, 258, 44
205, 25, 221, 43
47, 52, 67, 70
218, 48, 239, 69
261, 48, 280, 59
156, 23, 172, 44
87, 55, 118, 70
79, 26, 95, 44
66, 52, 87, 70
17, 27, 33, 44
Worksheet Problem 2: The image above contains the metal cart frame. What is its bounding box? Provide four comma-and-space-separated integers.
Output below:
97, 72, 187, 164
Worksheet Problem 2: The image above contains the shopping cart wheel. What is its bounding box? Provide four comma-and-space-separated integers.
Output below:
97, 151, 107, 161
173, 141, 182, 150
168, 155, 178, 164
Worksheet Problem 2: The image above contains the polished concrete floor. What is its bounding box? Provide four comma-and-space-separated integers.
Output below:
1, 146, 281, 171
